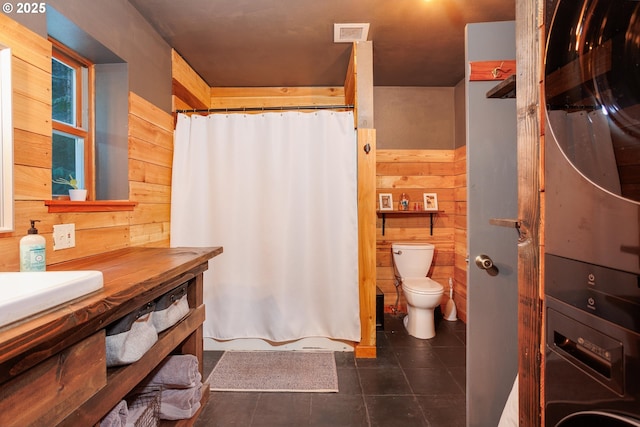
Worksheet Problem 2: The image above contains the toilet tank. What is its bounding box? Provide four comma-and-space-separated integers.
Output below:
392, 243, 435, 277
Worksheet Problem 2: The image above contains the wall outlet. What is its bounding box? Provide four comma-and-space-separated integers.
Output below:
53, 223, 76, 250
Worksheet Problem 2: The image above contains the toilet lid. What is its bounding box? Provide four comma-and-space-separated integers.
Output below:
402, 277, 444, 295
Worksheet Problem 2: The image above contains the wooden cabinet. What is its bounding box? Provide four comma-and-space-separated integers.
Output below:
0, 247, 222, 427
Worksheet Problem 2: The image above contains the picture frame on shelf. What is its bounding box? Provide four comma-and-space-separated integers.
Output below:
423, 193, 438, 211
379, 193, 393, 211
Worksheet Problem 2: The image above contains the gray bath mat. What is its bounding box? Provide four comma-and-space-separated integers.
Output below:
207, 350, 338, 392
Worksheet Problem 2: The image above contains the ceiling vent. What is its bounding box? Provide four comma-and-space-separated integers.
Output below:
333, 23, 370, 43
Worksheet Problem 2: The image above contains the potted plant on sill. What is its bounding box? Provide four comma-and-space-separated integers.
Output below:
52, 174, 87, 201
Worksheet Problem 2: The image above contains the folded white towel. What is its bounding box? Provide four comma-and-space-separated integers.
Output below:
159, 384, 202, 420
100, 400, 128, 427
142, 354, 201, 389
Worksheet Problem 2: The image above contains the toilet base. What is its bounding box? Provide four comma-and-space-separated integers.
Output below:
403, 307, 436, 339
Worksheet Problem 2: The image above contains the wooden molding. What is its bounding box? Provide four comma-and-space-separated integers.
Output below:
469, 60, 516, 81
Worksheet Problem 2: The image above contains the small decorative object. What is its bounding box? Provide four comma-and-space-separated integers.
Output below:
379, 193, 393, 211
399, 192, 410, 211
53, 174, 87, 201
423, 193, 438, 211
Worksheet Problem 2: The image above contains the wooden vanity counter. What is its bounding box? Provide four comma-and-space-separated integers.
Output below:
0, 246, 223, 427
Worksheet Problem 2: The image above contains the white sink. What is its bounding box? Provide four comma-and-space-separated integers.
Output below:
0, 270, 104, 328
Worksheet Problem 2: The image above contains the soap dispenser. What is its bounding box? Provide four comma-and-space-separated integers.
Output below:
20, 219, 46, 272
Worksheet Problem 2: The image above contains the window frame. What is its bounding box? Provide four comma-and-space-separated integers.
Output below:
50, 38, 95, 199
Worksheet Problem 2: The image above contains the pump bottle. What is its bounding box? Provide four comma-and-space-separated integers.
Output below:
20, 219, 46, 272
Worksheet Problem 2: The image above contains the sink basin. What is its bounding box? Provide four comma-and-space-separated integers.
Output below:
0, 270, 104, 328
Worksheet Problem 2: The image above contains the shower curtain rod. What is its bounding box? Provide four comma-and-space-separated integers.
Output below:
175, 104, 355, 114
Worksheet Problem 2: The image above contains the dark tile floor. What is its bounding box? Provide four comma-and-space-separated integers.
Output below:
195, 313, 466, 427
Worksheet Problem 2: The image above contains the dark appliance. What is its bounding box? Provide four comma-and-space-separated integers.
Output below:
544, 0, 640, 425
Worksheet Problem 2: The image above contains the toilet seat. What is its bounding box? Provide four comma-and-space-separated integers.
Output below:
402, 277, 443, 295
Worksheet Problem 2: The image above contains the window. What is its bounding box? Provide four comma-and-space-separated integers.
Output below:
51, 41, 93, 198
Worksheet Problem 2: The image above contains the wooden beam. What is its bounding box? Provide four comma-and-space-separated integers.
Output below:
344, 44, 356, 107
516, 0, 543, 425
356, 128, 377, 358
354, 42, 374, 129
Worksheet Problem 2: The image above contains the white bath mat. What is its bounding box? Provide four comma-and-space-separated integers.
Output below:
207, 350, 338, 393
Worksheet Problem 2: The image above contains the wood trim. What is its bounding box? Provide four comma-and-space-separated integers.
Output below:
357, 128, 377, 358
209, 86, 345, 110
344, 44, 356, 107
469, 60, 516, 81
44, 200, 138, 212
516, 0, 543, 424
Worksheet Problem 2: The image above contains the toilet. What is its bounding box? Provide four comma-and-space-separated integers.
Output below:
392, 243, 444, 339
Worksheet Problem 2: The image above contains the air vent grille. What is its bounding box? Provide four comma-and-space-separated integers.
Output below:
333, 23, 370, 43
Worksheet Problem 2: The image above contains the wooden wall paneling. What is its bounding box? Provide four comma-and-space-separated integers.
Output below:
454, 145, 468, 322
128, 136, 173, 168
14, 164, 51, 200
130, 203, 170, 226
171, 49, 210, 110
377, 149, 454, 163
129, 158, 172, 187
517, 0, 544, 424
13, 91, 51, 136
129, 92, 175, 135
13, 129, 50, 168
0, 234, 20, 270
47, 225, 131, 264
210, 86, 346, 109
12, 57, 51, 105
128, 180, 171, 204
127, 91, 173, 247
0, 13, 51, 72
130, 222, 170, 247
376, 148, 463, 315
0, 200, 47, 270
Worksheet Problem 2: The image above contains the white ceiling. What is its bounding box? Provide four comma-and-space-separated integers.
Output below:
128, 0, 516, 87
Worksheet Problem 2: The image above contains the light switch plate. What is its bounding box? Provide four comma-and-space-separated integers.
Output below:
53, 223, 76, 250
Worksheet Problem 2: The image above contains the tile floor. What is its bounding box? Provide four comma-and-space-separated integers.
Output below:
195, 313, 466, 427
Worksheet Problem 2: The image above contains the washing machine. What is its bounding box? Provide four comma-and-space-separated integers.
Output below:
545, 254, 640, 426
544, 0, 640, 425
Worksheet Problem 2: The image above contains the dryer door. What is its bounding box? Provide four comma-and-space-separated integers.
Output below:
556, 411, 640, 427
546, 0, 640, 202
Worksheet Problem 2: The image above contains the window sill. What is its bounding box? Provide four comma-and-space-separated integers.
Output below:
45, 200, 138, 213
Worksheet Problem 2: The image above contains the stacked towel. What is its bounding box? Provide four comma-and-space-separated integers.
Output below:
100, 400, 128, 427
141, 354, 202, 389
140, 354, 203, 421
159, 386, 202, 420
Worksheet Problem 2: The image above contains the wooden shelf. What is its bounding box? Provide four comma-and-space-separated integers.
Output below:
44, 200, 138, 212
59, 306, 206, 427
376, 210, 444, 236
486, 74, 516, 99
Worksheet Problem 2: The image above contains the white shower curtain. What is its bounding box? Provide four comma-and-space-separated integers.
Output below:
170, 111, 361, 342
